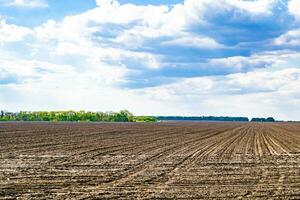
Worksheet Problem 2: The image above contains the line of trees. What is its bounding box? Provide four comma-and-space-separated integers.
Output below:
0, 110, 277, 123
0, 110, 157, 122
156, 116, 250, 122
156, 116, 277, 122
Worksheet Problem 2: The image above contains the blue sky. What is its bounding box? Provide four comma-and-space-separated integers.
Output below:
1, 0, 300, 120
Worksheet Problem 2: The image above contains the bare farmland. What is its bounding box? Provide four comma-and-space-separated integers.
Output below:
0, 122, 299, 199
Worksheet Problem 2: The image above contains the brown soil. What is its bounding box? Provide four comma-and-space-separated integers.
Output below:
0, 122, 299, 199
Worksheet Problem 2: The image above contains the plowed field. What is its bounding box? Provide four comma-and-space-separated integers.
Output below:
1, 122, 300, 199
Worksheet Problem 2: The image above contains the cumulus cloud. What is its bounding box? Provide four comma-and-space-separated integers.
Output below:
208, 55, 273, 73
162, 34, 224, 49
274, 28, 300, 46
0, 19, 32, 43
33, 4, 164, 69
288, 0, 300, 19
30, 0, 288, 75
227, 0, 275, 16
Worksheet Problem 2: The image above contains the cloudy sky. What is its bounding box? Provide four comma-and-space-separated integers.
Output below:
0, 0, 300, 120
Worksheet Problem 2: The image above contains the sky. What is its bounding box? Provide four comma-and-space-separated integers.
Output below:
0, 0, 300, 120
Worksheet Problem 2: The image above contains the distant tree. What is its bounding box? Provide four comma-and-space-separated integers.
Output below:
266, 117, 275, 122
251, 117, 275, 122
134, 116, 157, 122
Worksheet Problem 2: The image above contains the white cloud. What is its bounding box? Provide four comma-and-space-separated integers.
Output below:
0, 19, 32, 43
34, 20, 59, 41
85, 1, 170, 26
205, 50, 300, 75
227, 0, 275, 15
274, 28, 300, 46
162, 34, 224, 49
4, 0, 48, 8
208, 54, 273, 72
288, 0, 300, 19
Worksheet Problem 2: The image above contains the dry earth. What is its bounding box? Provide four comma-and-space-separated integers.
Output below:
0, 122, 300, 199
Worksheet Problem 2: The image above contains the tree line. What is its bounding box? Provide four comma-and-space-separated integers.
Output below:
0, 110, 157, 122
0, 110, 276, 123
156, 116, 250, 122
156, 116, 277, 122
